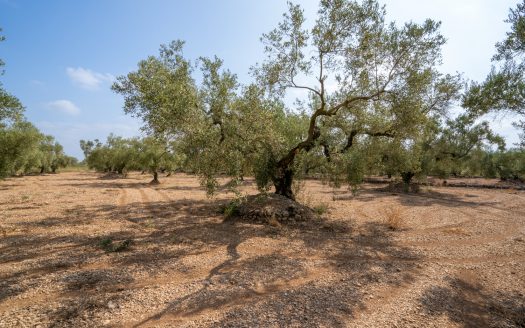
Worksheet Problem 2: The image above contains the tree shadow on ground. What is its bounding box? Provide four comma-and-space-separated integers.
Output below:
330, 186, 496, 208
419, 276, 525, 328
1, 187, 422, 327
125, 201, 421, 327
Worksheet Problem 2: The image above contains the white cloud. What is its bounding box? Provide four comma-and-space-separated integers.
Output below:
66, 67, 114, 90
47, 100, 81, 115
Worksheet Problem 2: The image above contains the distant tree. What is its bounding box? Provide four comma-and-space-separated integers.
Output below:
0, 28, 71, 178
49, 142, 72, 173
133, 136, 180, 184
105, 134, 136, 175
80, 139, 112, 172
81, 135, 140, 175
114, 0, 460, 200
0, 121, 41, 177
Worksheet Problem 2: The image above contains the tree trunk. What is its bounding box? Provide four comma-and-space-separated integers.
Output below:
52, 167, 56, 174
40, 166, 45, 174
150, 171, 160, 184
401, 172, 414, 192
273, 166, 295, 200
401, 172, 414, 185
272, 120, 320, 200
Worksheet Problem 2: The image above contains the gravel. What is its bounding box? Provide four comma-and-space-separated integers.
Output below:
0, 172, 524, 327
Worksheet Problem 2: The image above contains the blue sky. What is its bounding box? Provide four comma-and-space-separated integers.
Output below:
0, 0, 520, 159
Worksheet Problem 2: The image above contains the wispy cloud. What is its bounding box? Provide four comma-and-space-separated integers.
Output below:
46, 100, 81, 115
66, 67, 114, 90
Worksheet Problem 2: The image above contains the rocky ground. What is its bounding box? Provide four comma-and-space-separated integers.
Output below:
0, 172, 524, 327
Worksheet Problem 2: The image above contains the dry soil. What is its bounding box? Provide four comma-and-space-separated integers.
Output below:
0, 172, 524, 327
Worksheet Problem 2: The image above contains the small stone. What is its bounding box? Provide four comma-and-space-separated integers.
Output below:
107, 301, 117, 310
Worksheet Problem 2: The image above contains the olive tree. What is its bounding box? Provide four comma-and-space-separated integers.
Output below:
0, 28, 73, 178
113, 0, 461, 200
134, 136, 181, 184
251, 0, 461, 198
0, 121, 42, 177
81, 135, 139, 174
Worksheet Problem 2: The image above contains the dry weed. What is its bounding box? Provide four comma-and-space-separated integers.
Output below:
294, 180, 314, 208
383, 205, 405, 230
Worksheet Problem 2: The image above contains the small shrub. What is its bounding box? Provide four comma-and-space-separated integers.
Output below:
383, 206, 404, 230
223, 202, 239, 218
113, 239, 132, 252
99, 238, 132, 252
313, 203, 329, 216
223, 196, 246, 219
99, 238, 113, 250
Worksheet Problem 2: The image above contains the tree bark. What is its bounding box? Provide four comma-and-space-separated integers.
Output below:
272, 125, 321, 200
273, 166, 295, 200
401, 172, 414, 185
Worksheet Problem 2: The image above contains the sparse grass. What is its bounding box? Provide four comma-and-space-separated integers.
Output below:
382, 205, 405, 230
99, 238, 132, 252
222, 195, 246, 219
294, 181, 330, 216
144, 218, 156, 229
294, 180, 314, 208
313, 202, 329, 216
20, 194, 31, 202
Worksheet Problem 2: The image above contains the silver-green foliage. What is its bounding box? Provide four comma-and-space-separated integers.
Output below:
113, 0, 463, 198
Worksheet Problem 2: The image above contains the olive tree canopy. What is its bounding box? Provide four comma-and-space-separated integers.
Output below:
113, 0, 462, 200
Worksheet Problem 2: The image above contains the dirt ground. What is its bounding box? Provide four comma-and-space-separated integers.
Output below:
0, 172, 524, 328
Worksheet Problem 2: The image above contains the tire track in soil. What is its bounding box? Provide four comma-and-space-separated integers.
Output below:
116, 184, 147, 228
137, 186, 166, 221
345, 191, 525, 322
154, 188, 172, 202
117, 186, 128, 207
400, 204, 524, 248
